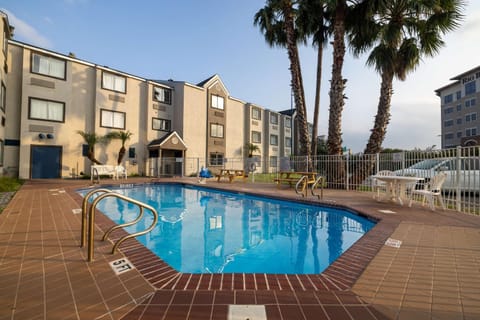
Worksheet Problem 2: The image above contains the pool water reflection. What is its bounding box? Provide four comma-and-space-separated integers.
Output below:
85, 184, 375, 274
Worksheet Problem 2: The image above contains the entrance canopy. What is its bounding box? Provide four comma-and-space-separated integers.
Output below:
148, 131, 187, 151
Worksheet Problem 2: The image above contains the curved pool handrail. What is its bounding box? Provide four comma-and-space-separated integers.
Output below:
311, 176, 324, 200
295, 175, 308, 197
102, 206, 144, 241
81, 188, 114, 248
87, 192, 158, 262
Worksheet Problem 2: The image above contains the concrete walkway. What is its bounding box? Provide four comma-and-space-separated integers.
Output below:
0, 178, 479, 319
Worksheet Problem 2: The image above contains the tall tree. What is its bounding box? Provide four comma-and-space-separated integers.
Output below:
77, 131, 106, 165
348, 0, 464, 155
297, 0, 332, 157
106, 130, 133, 165
254, 0, 311, 159
326, 0, 349, 156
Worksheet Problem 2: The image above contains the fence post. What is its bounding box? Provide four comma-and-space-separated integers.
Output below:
345, 154, 350, 191
375, 153, 379, 174
456, 146, 462, 212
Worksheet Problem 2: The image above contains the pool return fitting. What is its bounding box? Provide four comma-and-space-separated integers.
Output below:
81, 188, 159, 262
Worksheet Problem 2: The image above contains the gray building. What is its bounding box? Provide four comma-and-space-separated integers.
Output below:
436, 66, 480, 148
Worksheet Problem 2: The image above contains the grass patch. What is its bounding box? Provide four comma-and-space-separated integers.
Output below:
0, 176, 23, 192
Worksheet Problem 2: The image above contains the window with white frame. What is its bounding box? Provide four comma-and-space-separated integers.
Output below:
100, 109, 125, 129
211, 94, 224, 110
445, 133, 454, 140
457, 131, 462, 138
466, 113, 477, 122
153, 86, 172, 104
102, 71, 126, 93
444, 119, 454, 127
29, 98, 65, 122
285, 117, 291, 128
0, 82, 5, 112
444, 94, 453, 104
465, 81, 476, 96
31, 52, 66, 79
466, 127, 477, 137
252, 131, 261, 143
285, 137, 292, 148
270, 134, 278, 146
210, 123, 224, 138
252, 108, 261, 120
270, 113, 278, 124
152, 118, 171, 131
209, 153, 224, 166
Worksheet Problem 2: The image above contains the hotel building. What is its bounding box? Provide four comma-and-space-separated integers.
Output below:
0, 12, 298, 179
436, 66, 480, 148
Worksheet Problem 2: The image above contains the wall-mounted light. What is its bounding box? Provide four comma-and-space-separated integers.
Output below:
47, 133, 54, 139
38, 133, 46, 139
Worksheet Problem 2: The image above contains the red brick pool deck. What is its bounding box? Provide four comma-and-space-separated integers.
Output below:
1, 178, 479, 319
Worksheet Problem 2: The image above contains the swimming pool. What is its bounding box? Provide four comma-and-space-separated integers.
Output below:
83, 184, 375, 274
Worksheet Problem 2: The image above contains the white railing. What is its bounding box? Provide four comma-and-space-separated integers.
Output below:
147, 146, 479, 215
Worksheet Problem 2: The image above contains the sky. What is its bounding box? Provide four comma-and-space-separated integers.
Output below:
1, 0, 479, 153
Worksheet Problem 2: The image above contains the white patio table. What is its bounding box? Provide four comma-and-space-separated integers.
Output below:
372, 175, 423, 206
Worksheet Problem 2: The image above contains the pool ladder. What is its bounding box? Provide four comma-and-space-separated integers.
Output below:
295, 175, 324, 199
80, 188, 159, 262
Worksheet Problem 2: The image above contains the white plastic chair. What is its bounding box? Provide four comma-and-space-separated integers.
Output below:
409, 172, 447, 210
372, 170, 395, 200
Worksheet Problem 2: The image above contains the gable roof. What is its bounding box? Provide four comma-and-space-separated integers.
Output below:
148, 131, 187, 150
196, 74, 230, 96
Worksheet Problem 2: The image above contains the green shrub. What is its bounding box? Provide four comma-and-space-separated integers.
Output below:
0, 177, 23, 192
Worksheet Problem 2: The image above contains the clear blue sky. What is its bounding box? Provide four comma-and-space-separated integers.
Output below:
1, 0, 479, 152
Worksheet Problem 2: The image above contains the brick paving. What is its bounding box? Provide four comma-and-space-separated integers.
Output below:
0, 177, 479, 319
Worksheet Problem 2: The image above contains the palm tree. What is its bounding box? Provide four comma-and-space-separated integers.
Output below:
297, 0, 332, 157
254, 0, 311, 159
105, 130, 133, 165
77, 130, 106, 165
326, 0, 348, 156
348, 0, 464, 155
245, 142, 261, 158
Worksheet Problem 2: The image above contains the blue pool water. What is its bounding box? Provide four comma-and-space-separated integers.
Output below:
82, 184, 375, 274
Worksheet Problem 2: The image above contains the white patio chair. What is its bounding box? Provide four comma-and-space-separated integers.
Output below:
372, 170, 395, 200
409, 172, 447, 210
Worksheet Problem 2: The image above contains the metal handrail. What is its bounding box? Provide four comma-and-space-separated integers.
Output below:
295, 175, 308, 197
81, 188, 113, 248
311, 176, 324, 200
87, 192, 158, 262
91, 167, 100, 184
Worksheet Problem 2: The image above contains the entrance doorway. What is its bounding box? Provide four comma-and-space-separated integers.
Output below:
31, 145, 62, 178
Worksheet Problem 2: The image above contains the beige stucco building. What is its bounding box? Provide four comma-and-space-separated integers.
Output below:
1, 22, 296, 179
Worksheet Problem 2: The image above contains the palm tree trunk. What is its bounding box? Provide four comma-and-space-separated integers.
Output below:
311, 46, 323, 157
365, 71, 394, 154
88, 151, 102, 165
283, 0, 310, 164
327, 0, 347, 156
118, 146, 126, 165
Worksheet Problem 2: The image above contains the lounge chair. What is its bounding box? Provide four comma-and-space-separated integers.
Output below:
409, 172, 447, 210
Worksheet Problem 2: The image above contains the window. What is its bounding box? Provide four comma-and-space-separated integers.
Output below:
153, 87, 172, 104
285, 117, 291, 128
102, 71, 126, 93
285, 137, 292, 148
443, 94, 453, 104
270, 156, 277, 168
466, 128, 477, 137
456, 91, 461, 100
211, 95, 224, 110
270, 113, 278, 124
251, 131, 261, 143
270, 134, 278, 146
29, 98, 65, 122
252, 108, 261, 120
466, 113, 477, 122
0, 82, 5, 112
152, 118, 171, 131
457, 131, 462, 138
2, 30, 7, 53
456, 104, 462, 111
444, 120, 454, 127
465, 81, 476, 95
210, 123, 224, 138
445, 133, 454, 140
470, 98, 476, 106
100, 109, 125, 129
209, 153, 224, 166
457, 118, 462, 125
443, 107, 453, 115
31, 52, 66, 79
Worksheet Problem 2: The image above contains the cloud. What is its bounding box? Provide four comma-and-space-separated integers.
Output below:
1, 9, 52, 48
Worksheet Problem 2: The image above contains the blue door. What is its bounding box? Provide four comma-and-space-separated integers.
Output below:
31, 146, 62, 179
